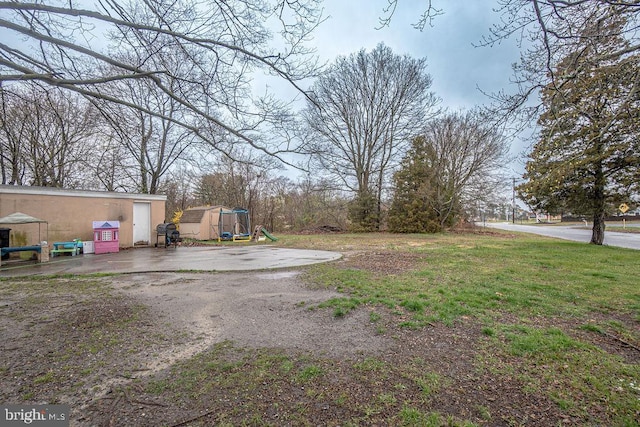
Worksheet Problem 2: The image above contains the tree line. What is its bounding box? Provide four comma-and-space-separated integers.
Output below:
2, 1, 638, 242
0, 42, 507, 233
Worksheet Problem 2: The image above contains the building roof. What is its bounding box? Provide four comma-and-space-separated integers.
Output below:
180, 206, 230, 224
180, 209, 207, 224
0, 185, 166, 201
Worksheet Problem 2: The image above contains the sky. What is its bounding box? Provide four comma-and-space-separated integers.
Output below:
304, 0, 529, 175
0, 0, 530, 179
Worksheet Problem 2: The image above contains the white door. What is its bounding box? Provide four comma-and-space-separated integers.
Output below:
133, 202, 151, 245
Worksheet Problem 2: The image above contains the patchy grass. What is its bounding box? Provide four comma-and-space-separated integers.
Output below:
84, 231, 639, 426
0, 275, 191, 411
279, 232, 640, 424
126, 342, 481, 426
3, 232, 640, 426
0, 274, 111, 294
608, 225, 640, 234
293, 233, 639, 325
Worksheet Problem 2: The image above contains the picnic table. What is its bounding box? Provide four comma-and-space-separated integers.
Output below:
50, 239, 82, 257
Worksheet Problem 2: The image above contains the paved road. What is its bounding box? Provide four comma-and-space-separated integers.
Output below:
480, 222, 640, 250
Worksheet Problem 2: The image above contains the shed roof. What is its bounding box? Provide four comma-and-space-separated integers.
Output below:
181, 209, 207, 224
180, 205, 230, 224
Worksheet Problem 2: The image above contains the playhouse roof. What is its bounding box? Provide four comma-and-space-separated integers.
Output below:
92, 220, 120, 229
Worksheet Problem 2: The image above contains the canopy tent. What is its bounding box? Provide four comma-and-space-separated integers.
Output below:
0, 212, 47, 224
0, 212, 49, 243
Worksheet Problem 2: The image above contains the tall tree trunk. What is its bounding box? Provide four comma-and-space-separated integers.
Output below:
591, 211, 605, 245
590, 161, 606, 245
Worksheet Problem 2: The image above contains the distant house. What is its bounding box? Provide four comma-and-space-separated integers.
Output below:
0, 185, 166, 247
179, 206, 251, 241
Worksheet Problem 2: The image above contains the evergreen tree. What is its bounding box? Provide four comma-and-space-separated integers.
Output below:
348, 190, 381, 233
388, 136, 448, 233
389, 111, 506, 233
518, 12, 640, 245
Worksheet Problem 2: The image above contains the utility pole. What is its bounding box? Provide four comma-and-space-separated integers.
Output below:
512, 177, 516, 224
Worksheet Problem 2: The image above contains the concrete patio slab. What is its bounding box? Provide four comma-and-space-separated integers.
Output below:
0, 245, 342, 277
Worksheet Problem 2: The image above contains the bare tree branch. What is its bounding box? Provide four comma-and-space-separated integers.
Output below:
0, 1, 324, 165
377, 0, 443, 30
484, 0, 640, 128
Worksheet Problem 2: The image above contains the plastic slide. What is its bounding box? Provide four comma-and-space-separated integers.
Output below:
261, 228, 278, 242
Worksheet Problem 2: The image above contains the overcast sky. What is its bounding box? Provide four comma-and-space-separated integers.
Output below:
313, 1, 517, 107
306, 0, 529, 175
1, 1, 529, 177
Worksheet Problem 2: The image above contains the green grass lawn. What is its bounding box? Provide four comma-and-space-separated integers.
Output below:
284, 233, 639, 323
273, 232, 640, 425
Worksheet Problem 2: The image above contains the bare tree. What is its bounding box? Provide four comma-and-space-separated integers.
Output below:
256, 175, 290, 232
96, 81, 199, 194
0, 86, 27, 185
0, 84, 97, 187
160, 166, 198, 222
88, 133, 136, 192
193, 149, 282, 225
0, 1, 323, 164
304, 43, 439, 231
284, 176, 348, 231
428, 111, 508, 227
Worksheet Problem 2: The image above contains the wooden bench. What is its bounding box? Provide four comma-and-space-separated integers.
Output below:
0, 245, 44, 267
0, 245, 42, 257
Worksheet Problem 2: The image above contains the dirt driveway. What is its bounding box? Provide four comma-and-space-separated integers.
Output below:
1, 251, 398, 425
108, 270, 392, 365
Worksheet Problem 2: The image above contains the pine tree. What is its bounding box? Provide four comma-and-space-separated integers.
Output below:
518, 12, 640, 244
388, 136, 446, 233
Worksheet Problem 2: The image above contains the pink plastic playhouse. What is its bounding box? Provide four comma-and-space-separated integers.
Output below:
93, 220, 120, 254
